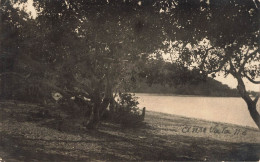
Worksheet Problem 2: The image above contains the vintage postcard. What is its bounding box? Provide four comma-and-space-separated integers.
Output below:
0, 0, 260, 161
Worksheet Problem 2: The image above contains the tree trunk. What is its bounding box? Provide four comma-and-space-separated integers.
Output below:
83, 75, 114, 129
237, 80, 260, 130
231, 69, 260, 130
84, 106, 94, 128
91, 104, 101, 129
84, 96, 111, 129
246, 101, 260, 129
84, 102, 101, 129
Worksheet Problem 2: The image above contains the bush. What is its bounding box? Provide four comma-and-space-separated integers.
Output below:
105, 93, 145, 127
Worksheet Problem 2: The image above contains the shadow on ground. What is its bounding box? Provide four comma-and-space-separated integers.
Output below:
0, 101, 260, 161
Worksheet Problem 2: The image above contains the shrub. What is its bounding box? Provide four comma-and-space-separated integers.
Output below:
106, 93, 145, 127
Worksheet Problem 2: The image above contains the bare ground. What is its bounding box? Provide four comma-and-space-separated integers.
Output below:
0, 100, 260, 161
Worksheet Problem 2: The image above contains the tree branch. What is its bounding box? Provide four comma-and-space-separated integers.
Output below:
229, 58, 238, 75
199, 46, 215, 72
202, 47, 215, 62
239, 47, 259, 73
238, 47, 250, 72
244, 73, 260, 84
208, 48, 231, 74
0, 72, 31, 79
208, 56, 227, 73
254, 94, 259, 104
229, 58, 253, 103
253, 0, 259, 8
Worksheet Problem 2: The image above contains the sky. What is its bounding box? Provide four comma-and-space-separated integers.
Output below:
214, 74, 259, 92
13, 0, 37, 19
13, 0, 260, 92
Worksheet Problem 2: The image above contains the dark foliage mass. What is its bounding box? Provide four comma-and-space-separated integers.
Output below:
132, 78, 240, 97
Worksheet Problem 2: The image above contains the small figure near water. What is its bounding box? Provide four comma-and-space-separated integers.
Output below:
142, 107, 146, 120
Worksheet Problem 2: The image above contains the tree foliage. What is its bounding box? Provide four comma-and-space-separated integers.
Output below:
158, 0, 260, 128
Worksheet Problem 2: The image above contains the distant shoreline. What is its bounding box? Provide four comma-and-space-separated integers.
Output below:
131, 92, 242, 98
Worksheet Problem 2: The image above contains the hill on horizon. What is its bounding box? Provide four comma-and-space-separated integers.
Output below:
131, 77, 241, 97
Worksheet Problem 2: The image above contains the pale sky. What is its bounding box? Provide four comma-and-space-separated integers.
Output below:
13, 0, 37, 19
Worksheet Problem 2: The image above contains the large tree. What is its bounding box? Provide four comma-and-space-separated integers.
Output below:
159, 0, 260, 129
1, 0, 171, 128
0, 0, 30, 99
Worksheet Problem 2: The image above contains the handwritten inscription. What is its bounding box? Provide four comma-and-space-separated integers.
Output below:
181, 125, 247, 136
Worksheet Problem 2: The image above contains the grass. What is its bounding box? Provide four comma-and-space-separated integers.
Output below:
0, 100, 260, 161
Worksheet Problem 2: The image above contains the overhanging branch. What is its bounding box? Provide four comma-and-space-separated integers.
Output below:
239, 48, 259, 73
201, 47, 215, 68
244, 73, 260, 84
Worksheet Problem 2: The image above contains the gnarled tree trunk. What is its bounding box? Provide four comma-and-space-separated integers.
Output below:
84, 96, 111, 129
234, 72, 260, 129
246, 101, 260, 129
84, 77, 113, 129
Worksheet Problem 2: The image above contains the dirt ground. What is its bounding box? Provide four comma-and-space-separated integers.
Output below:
1, 100, 260, 161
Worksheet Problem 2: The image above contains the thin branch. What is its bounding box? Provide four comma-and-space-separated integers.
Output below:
238, 47, 250, 71
208, 48, 232, 74
204, 47, 215, 60
244, 73, 260, 84
169, 53, 174, 63
253, 0, 259, 8
206, 46, 215, 52
172, 1, 178, 8
208, 57, 227, 74
239, 48, 259, 73
0, 72, 31, 79
199, 46, 215, 71
229, 58, 238, 76
254, 94, 259, 104
181, 41, 188, 51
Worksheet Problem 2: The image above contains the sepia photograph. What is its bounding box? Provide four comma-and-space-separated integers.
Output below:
0, 0, 260, 161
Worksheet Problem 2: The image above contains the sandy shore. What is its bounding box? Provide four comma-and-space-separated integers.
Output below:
0, 101, 260, 161
146, 111, 260, 143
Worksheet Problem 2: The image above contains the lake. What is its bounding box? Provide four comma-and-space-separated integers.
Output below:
135, 93, 260, 128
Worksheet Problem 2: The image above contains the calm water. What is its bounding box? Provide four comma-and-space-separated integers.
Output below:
135, 93, 260, 128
